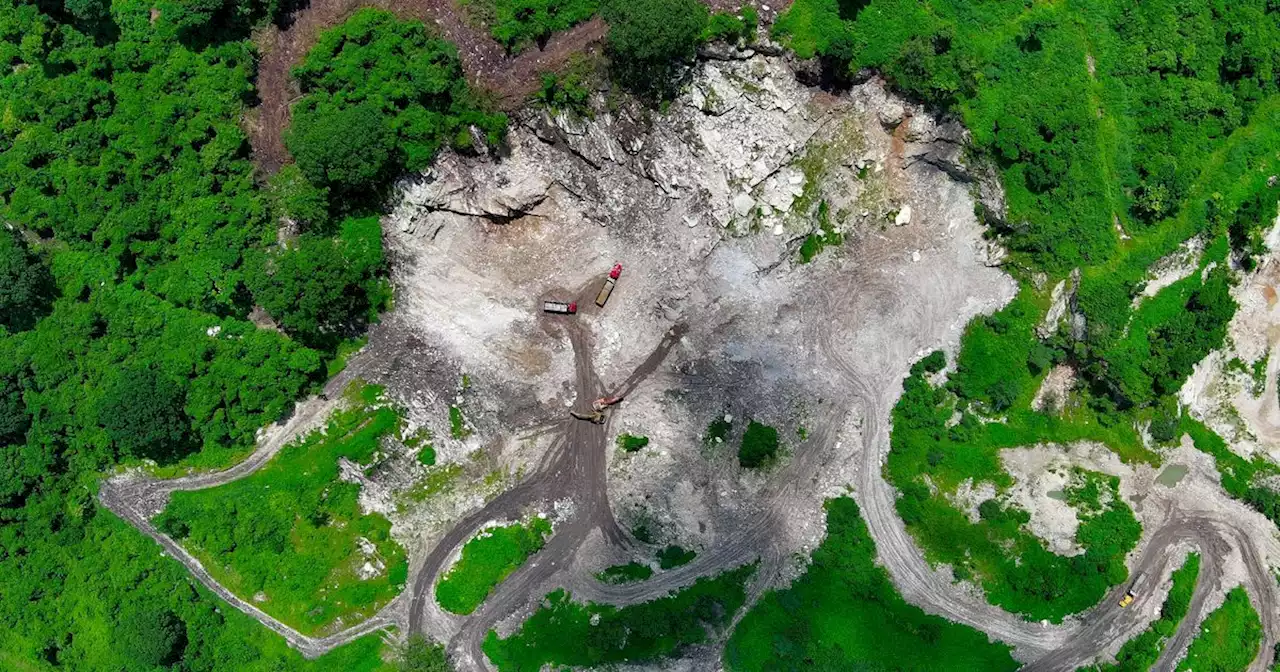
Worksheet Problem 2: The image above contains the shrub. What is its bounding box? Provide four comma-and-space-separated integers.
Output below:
657, 544, 696, 569
616, 433, 650, 452
400, 633, 451, 672
492, 0, 598, 52
705, 415, 733, 445
739, 421, 779, 468
597, 561, 654, 584
535, 56, 597, 116
918, 350, 947, 374
703, 6, 757, 44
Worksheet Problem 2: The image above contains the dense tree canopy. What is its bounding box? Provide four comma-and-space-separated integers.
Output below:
115, 602, 188, 668
246, 217, 388, 349
0, 230, 53, 332
98, 366, 194, 463
0, 0, 459, 666
287, 9, 507, 197
602, 0, 707, 98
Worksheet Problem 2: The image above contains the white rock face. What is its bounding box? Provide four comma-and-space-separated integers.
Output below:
376, 52, 1016, 581
895, 205, 913, 226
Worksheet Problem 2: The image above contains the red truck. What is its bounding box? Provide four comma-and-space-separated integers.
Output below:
595, 263, 623, 308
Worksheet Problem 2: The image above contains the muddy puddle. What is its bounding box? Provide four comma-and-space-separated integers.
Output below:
1156, 464, 1189, 487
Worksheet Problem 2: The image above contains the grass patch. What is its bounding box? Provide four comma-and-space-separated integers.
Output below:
1089, 553, 1200, 672
725, 497, 1018, 671
1177, 586, 1261, 672
596, 562, 654, 584
436, 518, 553, 615
797, 201, 844, 263
483, 564, 756, 670
449, 405, 471, 439
398, 463, 464, 510
656, 545, 696, 569
616, 433, 650, 452
739, 421, 779, 468
155, 382, 408, 635
326, 336, 368, 378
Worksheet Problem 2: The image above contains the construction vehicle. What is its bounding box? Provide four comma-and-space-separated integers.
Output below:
595, 263, 623, 308
1118, 572, 1144, 608
543, 300, 577, 315
570, 395, 623, 423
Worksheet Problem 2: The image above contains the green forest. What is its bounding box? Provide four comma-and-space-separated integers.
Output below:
0, 0, 494, 667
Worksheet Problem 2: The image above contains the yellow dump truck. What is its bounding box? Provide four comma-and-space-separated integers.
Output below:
1118, 572, 1144, 607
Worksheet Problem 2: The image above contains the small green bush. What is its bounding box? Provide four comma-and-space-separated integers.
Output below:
705, 416, 733, 445
702, 6, 757, 44
417, 445, 437, 466
492, 0, 598, 52
739, 421, 779, 468
449, 405, 471, 439
596, 561, 654, 584
616, 433, 650, 452
536, 69, 593, 117
657, 544, 696, 569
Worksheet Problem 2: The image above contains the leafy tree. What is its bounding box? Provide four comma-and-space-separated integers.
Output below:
115, 602, 187, 668
0, 230, 54, 332
918, 350, 946, 374
246, 217, 387, 349
287, 101, 394, 197
602, 0, 707, 98
61, 0, 109, 22
0, 374, 28, 445
98, 366, 194, 463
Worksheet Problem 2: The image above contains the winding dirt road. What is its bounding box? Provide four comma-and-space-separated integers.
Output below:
101, 270, 1280, 669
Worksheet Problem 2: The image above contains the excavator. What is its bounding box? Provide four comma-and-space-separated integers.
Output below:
570, 395, 623, 423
